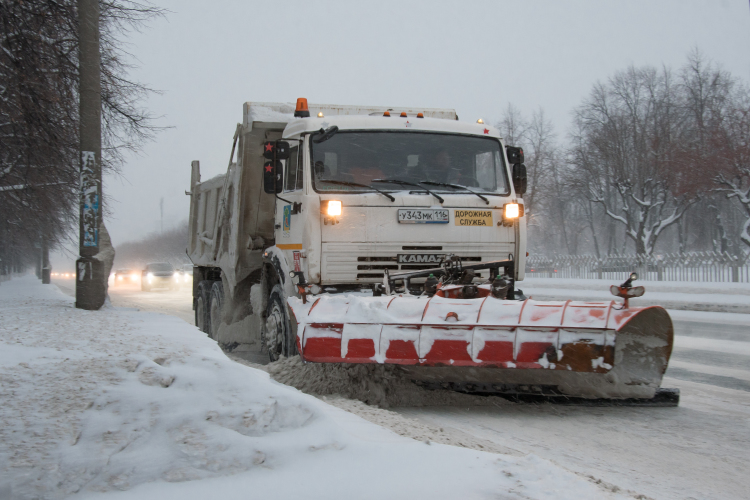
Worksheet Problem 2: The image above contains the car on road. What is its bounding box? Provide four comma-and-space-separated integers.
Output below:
175, 264, 194, 289
141, 262, 179, 291
113, 268, 139, 285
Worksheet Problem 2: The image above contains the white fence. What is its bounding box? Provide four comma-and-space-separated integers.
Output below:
525, 252, 750, 283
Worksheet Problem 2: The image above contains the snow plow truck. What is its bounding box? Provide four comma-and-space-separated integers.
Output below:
187, 98, 677, 404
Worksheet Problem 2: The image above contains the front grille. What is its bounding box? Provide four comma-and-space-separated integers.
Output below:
322, 242, 511, 283
359, 256, 481, 272
400, 264, 441, 270
402, 246, 443, 250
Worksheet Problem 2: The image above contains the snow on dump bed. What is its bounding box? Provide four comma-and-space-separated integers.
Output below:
0, 276, 637, 500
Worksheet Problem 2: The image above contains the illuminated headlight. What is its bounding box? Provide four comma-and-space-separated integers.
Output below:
118, 276, 123, 280
131, 273, 138, 280
504, 203, 519, 219
327, 200, 342, 216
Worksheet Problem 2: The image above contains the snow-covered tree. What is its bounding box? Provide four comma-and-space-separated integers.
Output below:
572, 66, 700, 255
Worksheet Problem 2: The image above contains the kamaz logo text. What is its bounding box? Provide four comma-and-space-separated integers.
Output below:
397, 254, 446, 264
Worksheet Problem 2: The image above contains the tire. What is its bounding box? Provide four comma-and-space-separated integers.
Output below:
262, 284, 297, 362
195, 281, 212, 334
209, 281, 225, 340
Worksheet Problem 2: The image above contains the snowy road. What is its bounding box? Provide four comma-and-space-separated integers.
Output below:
53, 278, 195, 325
53, 277, 750, 499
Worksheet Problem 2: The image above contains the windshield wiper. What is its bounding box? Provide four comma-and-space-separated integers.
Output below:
371, 179, 444, 204
312, 126, 339, 144
318, 179, 395, 202
419, 181, 490, 205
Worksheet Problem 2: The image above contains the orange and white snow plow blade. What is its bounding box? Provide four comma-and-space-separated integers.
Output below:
287, 292, 674, 399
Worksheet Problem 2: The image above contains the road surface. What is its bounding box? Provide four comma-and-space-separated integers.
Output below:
53, 277, 750, 499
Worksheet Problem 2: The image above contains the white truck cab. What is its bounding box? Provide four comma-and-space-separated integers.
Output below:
265, 100, 526, 292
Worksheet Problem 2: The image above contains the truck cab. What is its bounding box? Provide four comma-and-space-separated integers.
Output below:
264, 101, 526, 295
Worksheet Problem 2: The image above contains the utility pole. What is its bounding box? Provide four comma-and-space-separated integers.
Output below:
76, 0, 112, 310
41, 236, 51, 284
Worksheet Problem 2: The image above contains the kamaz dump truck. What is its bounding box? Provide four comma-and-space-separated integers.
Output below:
187, 98, 677, 403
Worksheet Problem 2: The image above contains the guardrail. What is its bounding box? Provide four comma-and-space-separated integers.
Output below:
525, 252, 750, 283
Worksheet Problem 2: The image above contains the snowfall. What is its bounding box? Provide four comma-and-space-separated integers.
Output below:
1, 275, 748, 500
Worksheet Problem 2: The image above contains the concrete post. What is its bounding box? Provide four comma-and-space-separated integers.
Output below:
41, 237, 51, 284
75, 0, 109, 310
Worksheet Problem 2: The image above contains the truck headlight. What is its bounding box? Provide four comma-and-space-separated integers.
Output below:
326, 200, 342, 216
504, 203, 519, 219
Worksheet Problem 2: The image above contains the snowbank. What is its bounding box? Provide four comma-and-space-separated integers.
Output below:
0, 276, 633, 499
522, 277, 750, 314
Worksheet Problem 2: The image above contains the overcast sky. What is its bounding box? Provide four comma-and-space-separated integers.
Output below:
53, 0, 750, 269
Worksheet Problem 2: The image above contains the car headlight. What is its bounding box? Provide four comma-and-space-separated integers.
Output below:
118, 275, 123, 280
327, 200, 342, 216
147, 272, 153, 279
131, 273, 138, 280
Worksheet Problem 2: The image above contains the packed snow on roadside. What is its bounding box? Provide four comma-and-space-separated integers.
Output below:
0, 276, 637, 500
522, 277, 750, 313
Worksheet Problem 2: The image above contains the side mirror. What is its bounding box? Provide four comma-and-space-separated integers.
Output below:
506, 146, 524, 164
275, 141, 290, 160
262, 141, 291, 160
263, 160, 283, 194
512, 163, 527, 195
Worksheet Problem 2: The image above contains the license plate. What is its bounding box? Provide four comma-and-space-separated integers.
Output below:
397, 209, 449, 223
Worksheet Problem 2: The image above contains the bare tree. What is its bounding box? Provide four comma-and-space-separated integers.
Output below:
496, 103, 527, 147
572, 66, 699, 255
0, 1, 163, 271
714, 91, 750, 248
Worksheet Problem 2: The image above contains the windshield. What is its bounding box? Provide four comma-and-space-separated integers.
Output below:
310, 131, 509, 195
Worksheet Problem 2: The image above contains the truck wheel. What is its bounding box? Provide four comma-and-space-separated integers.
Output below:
262, 284, 297, 362
209, 281, 224, 340
195, 281, 211, 334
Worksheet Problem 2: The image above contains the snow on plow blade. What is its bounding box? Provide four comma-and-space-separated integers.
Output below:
287, 293, 674, 400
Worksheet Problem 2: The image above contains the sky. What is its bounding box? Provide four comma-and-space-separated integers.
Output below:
53, 0, 750, 270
